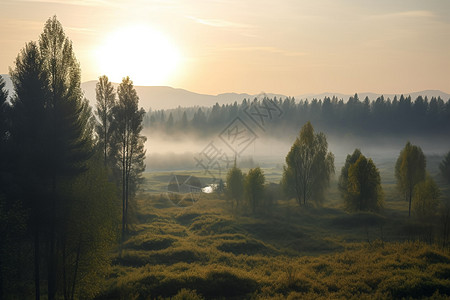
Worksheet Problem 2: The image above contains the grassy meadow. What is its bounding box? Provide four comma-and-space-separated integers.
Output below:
96, 155, 450, 299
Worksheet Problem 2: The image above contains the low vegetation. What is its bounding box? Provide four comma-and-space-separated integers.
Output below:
94, 176, 450, 299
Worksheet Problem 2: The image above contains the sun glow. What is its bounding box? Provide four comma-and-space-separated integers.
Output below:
95, 24, 180, 86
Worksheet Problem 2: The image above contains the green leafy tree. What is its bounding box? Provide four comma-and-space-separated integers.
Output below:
225, 161, 244, 210
346, 154, 383, 212
111, 76, 146, 242
95, 75, 116, 165
244, 167, 265, 214
338, 149, 362, 197
59, 155, 120, 299
412, 175, 440, 218
282, 121, 334, 205
440, 151, 450, 184
395, 141, 426, 217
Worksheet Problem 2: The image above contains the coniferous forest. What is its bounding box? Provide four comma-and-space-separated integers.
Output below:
144, 94, 450, 138
1, 16, 450, 300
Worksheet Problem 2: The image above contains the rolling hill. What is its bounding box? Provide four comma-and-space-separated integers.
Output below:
2, 74, 449, 110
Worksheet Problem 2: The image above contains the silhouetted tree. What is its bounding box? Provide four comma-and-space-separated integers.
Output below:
142, 94, 450, 139
395, 142, 426, 217
9, 16, 102, 300
9, 40, 49, 300
244, 167, 265, 214
39, 17, 93, 299
111, 76, 146, 242
282, 122, 334, 205
95, 75, 116, 165
345, 154, 383, 212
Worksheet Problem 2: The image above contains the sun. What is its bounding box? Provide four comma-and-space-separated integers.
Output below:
95, 24, 180, 86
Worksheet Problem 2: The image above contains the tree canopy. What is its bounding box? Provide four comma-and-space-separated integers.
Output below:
282, 122, 335, 205
339, 149, 362, 198
395, 142, 426, 217
343, 153, 383, 212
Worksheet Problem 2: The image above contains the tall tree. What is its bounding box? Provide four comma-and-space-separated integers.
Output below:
346, 154, 383, 212
282, 122, 334, 205
111, 76, 146, 242
95, 75, 116, 165
440, 151, 450, 184
10, 16, 92, 300
395, 141, 426, 217
244, 167, 265, 214
39, 17, 92, 300
9, 41, 49, 300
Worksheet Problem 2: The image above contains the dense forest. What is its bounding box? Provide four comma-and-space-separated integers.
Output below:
144, 94, 450, 138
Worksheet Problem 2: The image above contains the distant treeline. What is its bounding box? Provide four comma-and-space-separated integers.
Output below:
144, 94, 450, 137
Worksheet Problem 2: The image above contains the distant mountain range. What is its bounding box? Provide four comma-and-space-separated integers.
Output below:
2, 74, 449, 110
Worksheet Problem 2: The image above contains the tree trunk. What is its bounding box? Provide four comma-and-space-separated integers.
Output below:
34, 224, 40, 300
62, 237, 68, 300
408, 187, 412, 217
70, 235, 82, 300
121, 141, 126, 244
48, 176, 57, 300
103, 110, 107, 165
0, 243, 3, 300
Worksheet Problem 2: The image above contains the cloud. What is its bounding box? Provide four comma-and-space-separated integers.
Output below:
187, 16, 254, 29
223, 46, 307, 57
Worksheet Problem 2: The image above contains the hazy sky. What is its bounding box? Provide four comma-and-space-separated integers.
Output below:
1, 0, 449, 96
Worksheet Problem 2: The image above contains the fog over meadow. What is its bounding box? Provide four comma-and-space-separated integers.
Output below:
143, 129, 450, 176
